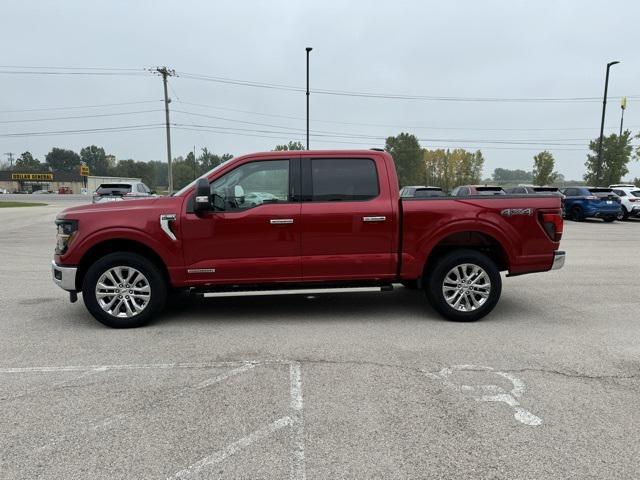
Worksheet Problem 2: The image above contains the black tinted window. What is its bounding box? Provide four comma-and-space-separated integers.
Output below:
414, 189, 444, 198
96, 184, 131, 195
311, 159, 378, 201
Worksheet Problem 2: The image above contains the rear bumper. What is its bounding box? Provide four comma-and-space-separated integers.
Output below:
52, 261, 77, 291
584, 207, 620, 217
551, 251, 565, 270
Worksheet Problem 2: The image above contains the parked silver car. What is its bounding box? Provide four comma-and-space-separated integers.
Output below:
92, 181, 154, 203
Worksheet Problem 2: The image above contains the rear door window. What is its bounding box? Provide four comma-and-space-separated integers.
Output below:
310, 158, 379, 201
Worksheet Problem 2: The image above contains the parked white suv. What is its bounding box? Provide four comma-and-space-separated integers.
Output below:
610, 184, 640, 220
92, 181, 154, 203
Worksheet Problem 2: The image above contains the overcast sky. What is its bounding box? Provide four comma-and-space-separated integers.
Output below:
2, 0, 639, 180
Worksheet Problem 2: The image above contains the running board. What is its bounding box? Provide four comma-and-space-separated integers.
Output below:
200, 285, 393, 298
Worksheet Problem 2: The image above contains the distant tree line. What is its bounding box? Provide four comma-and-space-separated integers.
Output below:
5, 145, 233, 191
383, 131, 639, 190
3, 130, 639, 192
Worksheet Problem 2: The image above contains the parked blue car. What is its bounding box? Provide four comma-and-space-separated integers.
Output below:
560, 187, 622, 222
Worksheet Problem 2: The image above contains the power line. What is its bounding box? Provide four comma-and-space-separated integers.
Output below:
0, 109, 164, 124
0, 65, 143, 71
0, 118, 591, 152
0, 124, 164, 138
178, 100, 637, 132
0, 100, 163, 113
169, 110, 595, 143
178, 70, 638, 103
172, 125, 588, 151
0, 70, 147, 77
2, 65, 636, 104
171, 122, 592, 146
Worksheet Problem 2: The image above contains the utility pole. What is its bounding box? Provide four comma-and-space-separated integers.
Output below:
4, 153, 15, 168
306, 47, 312, 150
596, 61, 619, 185
619, 96, 627, 137
149, 66, 177, 193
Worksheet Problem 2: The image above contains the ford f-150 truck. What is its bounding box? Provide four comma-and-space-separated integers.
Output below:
52, 149, 565, 328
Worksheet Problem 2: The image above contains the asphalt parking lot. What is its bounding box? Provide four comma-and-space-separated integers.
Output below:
0, 201, 639, 479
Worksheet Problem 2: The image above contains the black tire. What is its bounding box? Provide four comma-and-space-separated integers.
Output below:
618, 207, 629, 221
425, 249, 502, 322
603, 216, 616, 223
569, 206, 583, 222
82, 252, 166, 328
400, 280, 419, 289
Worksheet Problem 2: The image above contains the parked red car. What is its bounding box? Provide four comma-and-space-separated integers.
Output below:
52, 150, 564, 328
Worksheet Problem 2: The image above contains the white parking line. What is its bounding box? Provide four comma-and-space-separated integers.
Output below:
195, 362, 257, 389
169, 416, 293, 479
0, 362, 255, 374
289, 362, 306, 480
0, 360, 307, 478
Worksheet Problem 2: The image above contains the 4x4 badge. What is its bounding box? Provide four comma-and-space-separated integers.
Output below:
501, 208, 533, 217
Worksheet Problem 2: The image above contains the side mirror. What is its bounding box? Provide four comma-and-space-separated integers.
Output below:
193, 177, 211, 213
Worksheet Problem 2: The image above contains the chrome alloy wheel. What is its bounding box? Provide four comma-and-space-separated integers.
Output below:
442, 263, 491, 312
95, 266, 151, 318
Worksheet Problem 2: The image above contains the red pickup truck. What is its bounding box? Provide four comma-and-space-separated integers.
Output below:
52, 149, 565, 328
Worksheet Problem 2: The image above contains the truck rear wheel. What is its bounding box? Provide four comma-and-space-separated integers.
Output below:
425, 249, 501, 322
82, 252, 166, 328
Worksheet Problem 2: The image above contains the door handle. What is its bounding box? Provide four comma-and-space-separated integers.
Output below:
362, 216, 386, 222
269, 218, 294, 225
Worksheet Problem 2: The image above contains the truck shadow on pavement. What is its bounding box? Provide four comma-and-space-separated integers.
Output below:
159, 287, 438, 325
155, 286, 519, 327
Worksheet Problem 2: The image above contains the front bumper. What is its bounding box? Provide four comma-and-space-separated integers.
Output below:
551, 251, 565, 270
52, 261, 77, 291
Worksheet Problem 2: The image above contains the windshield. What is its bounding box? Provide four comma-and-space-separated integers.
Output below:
631, 190, 640, 198
173, 162, 228, 196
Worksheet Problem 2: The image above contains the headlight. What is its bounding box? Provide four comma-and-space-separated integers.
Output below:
55, 219, 78, 255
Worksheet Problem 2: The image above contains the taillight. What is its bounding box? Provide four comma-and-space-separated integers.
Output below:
541, 213, 563, 242
629, 198, 637, 202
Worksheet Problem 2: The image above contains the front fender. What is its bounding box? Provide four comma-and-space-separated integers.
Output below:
58, 226, 183, 269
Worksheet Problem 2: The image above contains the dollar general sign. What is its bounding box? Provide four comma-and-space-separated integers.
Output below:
12, 173, 54, 181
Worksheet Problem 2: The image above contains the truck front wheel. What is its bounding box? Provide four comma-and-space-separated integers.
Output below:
425, 249, 501, 322
82, 252, 167, 328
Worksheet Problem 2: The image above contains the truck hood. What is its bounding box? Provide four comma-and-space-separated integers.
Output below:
57, 196, 184, 219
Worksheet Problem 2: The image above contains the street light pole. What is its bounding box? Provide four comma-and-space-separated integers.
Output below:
306, 47, 312, 150
596, 60, 620, 184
